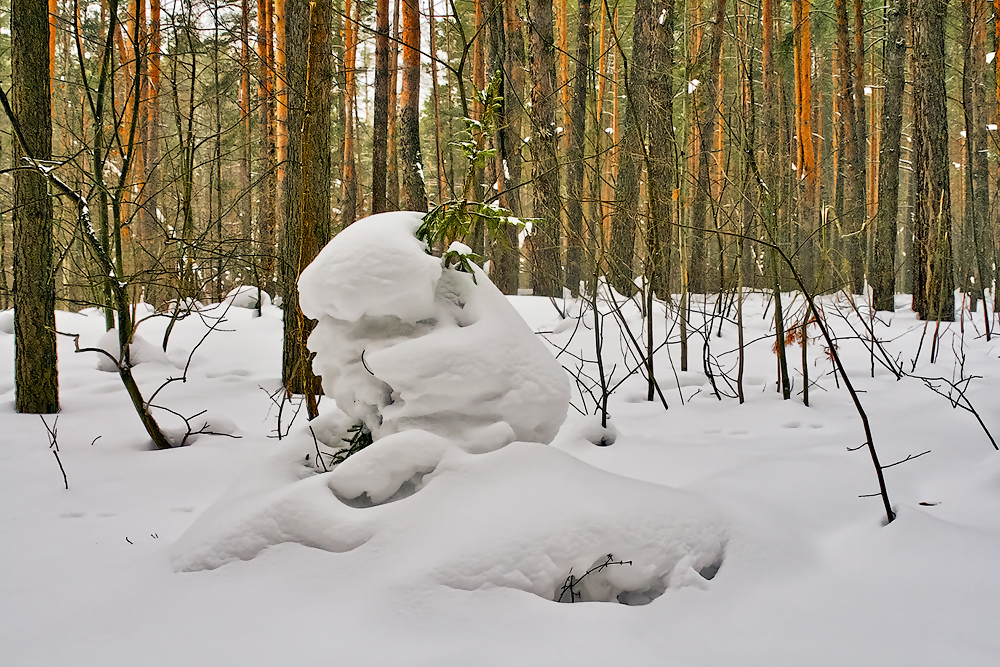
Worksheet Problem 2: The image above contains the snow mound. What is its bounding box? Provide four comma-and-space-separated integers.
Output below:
298, 211, 570, 449
171, 431, 728, 605
0, 309, 12, 334
223, 285, 272, 309
94, 328, 172, 372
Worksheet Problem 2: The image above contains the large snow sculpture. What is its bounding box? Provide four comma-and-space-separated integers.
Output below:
297, 211, 570, 451
171, 212, 729, 607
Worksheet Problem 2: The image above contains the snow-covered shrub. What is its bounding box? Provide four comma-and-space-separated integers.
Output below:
298, 211, 570, 451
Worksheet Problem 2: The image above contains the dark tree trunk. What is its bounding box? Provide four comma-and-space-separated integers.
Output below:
962, 0, 993, 315
836, 0, 864, 295
912, 0, 954, 321
688, 0, 726, 295
12, 0, 58, 413
371, 0, 390, 214
258, 0, 277, 291
280, 0, 312, 392
527, 0, 563, 296
607, 0, 653, 297
872, 0, 907, 311
564, 0, 591, 296
399, 0, 427, 211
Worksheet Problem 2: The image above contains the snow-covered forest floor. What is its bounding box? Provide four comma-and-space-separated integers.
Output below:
2, 285, 999, 666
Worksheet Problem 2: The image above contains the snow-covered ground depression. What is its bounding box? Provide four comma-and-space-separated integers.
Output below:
2, 211, 999, 666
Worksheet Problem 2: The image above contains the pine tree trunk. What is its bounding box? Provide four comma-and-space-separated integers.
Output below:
12, 0, 58, 413
912, 0, 954, 321
564, 0, 591, 297
280, 0, 311, 393
962, 0, 993, 316
258, 0, 277, 291
239, 0, 253, 268
371, 0, 390, 214
341, 0, 358, 227
399, 0, 427, 211
607, 0, 653, 296
871, 0, 906, 311
386, 0, 401, 210
688, 0, 727, 296
527, 0, 563, 296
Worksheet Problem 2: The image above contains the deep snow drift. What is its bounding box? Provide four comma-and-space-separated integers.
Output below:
172, 213, 726, 606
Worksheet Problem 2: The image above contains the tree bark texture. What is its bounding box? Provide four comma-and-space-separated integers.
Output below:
872, 0, 907, 310
399, 0, 428, 211
564, 0, 591, 296
608, 0, 652, 296
912, 0, 955, 321
527, 0, 563, 296
280, 0, 311, 392
371, 0, 390, 214
13, 0, 58, 413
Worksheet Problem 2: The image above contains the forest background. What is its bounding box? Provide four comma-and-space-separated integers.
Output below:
0, 0, 997, 413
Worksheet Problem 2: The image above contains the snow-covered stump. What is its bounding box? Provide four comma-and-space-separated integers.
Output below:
171, 212, 729, 605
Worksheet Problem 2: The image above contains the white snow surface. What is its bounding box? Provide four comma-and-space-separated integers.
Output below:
171, 431, 728, 606
2, 291, 1000, 666
298, 211, 570, 448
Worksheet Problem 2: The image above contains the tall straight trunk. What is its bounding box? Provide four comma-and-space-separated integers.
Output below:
280, 0, 310, 392
736, 0, 756, 290
239, 0, 252, 263
212, 12, 223, 300
835, 0, 863, 293
387, 0, 401, 210
399, 0, 427, 211
308, 0, 332, 247
962, 0, 993, 318
593, 2, 608, 258
792, 0, 816, 291
607, 0, 653, 296
258, 0, 277, 290
487, 0, 524, 294
995, 0, 1000, 311
428, 2, 447, 203
912, 0, 954, 321
564, 0, 591, 297
648, 0, 675, 299
872, 0, 907, 310
285, 0, 330, 403
502, 0, 525, 220
143, 0, 163, 303
12, 0, 58, 413
528, 0, 563, 296
688, 0, 726, 295
851, 0, 867, 293
479, 0, 513, 290
275, 0, 288, 186
371, 0, 390, 214
341, 0, 358, 226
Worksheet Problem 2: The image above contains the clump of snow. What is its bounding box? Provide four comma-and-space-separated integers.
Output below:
554, 414, 619, 447
223, 285, 271, 310
0, 310, 13, 334
94, 328, 172, 372
298, 211, 570, 450
170, 432, 728, 605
